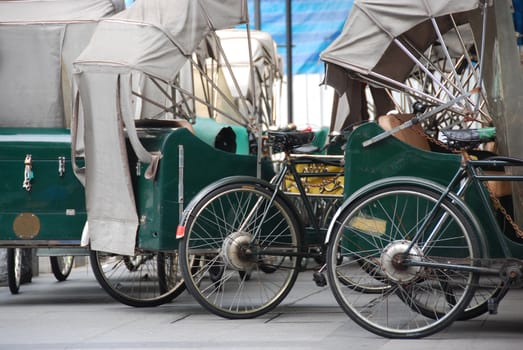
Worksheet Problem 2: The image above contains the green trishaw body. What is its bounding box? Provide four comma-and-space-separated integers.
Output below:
0, 126, 270, 250
0, 129, 86, 244
132, 126, 271, 251
343, 122, 523, 259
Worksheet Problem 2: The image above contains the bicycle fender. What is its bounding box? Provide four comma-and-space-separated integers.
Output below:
176, 176, 303, 239
324, 176, 488, 255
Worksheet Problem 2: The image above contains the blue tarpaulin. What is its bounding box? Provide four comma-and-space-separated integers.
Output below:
514, 0, 523, 44
248, 0, 353, 75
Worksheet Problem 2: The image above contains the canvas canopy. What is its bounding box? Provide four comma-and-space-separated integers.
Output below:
194, 29, 282, 126
74, 0, 248, 82
216, 29, 282, 98
321, 0, 482, 86
73, 0, 249, 255
0, 0, 123, 128
183, 28, 281, 150
320, 0, 486, 131
0, 0, 123, 22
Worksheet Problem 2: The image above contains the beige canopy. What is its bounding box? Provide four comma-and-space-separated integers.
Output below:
320, 0, 485, 131
0, 0, 122, 127
321, 0, 482, 87
75, 0, 248, 82
73, 0, 249, 255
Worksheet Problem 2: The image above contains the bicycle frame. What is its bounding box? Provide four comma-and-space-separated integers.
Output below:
401, 156, 523, 275
465, 158, 523, 258
277, 153, 344, 251
232, 152, 344, 261
330, 122, 523, 278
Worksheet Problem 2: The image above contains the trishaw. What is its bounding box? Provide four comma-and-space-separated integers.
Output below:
175, 0, 523, 340
71, 0, 286, 307
0, 0, 124, 294
319, 0, 523, 338
0, 0, 282, 306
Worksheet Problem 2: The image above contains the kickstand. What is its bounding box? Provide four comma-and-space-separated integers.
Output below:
312, 264, 327, 287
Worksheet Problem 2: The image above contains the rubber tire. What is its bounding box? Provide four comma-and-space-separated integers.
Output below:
179, 180, 302, 319
7, 248, 22, 295
50, 256, 74, 282
327, 184, 479, 338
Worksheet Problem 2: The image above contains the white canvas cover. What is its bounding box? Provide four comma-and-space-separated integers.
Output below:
73, 0, 248, 255
216, 29, 282, 98
193, 29, 282, 125
320, 0, 484, 130
0, 0, 122, 127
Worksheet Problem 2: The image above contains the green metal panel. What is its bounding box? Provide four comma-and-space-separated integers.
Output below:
343, 123, 462, 197
343, 123, 523, 259
0, 128, 86, 244
131, 127, 273, 251
0, 126, 273, 251
191, 117, 251, 155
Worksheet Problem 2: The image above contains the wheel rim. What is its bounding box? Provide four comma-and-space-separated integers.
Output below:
328, 186, 478, 338
14, 249, 22, 287
58, 256, 74, 275
182, 185, 300, 318
91, 250, 184, 307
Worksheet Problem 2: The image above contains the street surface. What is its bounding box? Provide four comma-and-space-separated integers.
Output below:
0, 263, 522, 350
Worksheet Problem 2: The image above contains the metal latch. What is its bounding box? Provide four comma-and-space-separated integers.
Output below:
58, 156, 66, 177
22, 154, 34, 191
136, 161, 141, 176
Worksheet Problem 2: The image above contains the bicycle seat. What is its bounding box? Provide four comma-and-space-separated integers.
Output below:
267, 130, 316, 153
442, 127, 495, 149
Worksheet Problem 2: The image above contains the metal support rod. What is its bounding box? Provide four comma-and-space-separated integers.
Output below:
254, 0, 261, 30
178, 145, 184, 219
403, 259, 501, 275
286, 0, 293, 123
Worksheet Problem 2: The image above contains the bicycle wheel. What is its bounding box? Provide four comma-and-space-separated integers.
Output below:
90, 249, 185, 307
157, 251, 186, 296
7, 248, 22, 294
408, 273, 507, 321
458, 276, 506, 320
336, 256, 392, 294
179, 180, 302, 319
50, 256, 74, 282
327, 184, 479, 338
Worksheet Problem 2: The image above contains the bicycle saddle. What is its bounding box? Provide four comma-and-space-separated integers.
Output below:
267, 130, 316, 153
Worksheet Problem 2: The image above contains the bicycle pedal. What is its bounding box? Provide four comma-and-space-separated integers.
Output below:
313, 272, 327, 287
488, 298, 498, 315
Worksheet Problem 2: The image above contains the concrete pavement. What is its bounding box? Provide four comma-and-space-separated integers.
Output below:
0, 264, 523, 350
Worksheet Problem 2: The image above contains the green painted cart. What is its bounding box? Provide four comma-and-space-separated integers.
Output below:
0, 0, 282, 306
173, 0, 523, 340
318, 0, 523, 339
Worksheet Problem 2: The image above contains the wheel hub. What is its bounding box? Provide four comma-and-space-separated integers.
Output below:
380, 240, 423, 283
221, 231, 256, 271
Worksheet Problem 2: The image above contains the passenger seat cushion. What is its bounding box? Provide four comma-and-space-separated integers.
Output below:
377, 114, 431, 151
